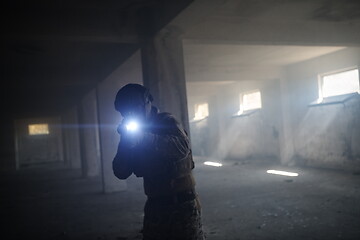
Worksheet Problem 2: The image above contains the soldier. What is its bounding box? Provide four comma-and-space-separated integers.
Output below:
113, 83, 205, 240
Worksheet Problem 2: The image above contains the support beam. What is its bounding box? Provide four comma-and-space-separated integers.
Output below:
97, 51, 143, 193
62, 106, 81, 169
278, 75, 296, 165
172, 0, 360, 47
141, 25, 190, 133
184, 17, 360, 47
5, 34, 138, 44
78, 89, 101, 177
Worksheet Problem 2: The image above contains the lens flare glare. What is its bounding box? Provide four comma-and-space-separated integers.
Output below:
126, 121, 139, 132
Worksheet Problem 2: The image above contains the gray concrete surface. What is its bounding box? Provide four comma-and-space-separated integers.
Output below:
2, 157, 360, 240
61, 106, 82, 170
286, 48, 360, 171
142, 25, 190, 134
78, 89, 101, 178
96, 50, 143, 193
186, 47, 360, 172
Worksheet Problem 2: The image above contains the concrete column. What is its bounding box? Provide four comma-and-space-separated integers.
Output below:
97, 51, 143, 193
62, 106, 81, 169
79, 89, 101, 177
279, 76, 296, 165
141, 25, 190, 134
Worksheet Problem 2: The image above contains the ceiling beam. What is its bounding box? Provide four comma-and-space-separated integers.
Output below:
183, 16, 360, 47
172, 0, 360, 47
5, 34, 139, 44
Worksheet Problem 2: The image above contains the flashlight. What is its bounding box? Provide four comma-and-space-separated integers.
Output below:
125, 121, 139, 132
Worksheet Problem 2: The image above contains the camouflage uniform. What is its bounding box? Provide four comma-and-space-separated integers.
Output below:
113, 108, 205, 240
143, 198, 204, 240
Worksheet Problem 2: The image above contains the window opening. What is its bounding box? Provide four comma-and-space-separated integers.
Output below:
193, 103, 209, 121
28, 124, 49, 135
318, 68, 359, 103
237, 90, 262, 115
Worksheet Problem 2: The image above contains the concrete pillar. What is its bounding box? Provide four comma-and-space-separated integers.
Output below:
79, 89, 101, 177
279, 76, 296, 165
141, 25, 190, 134
62, 106, 81, 169
97, 51, 143, 193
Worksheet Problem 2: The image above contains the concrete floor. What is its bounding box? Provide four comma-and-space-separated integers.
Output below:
2, 157, 360, 240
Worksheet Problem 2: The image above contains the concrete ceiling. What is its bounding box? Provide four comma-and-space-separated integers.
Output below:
177, 0, 359, 83
2, 0, 360, 119
2, 0, 193, 119
184, 44, 345, 67
183, 44, 346, 82
174, 0, 360, 46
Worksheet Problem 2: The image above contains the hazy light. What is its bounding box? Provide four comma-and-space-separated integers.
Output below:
236, 90, 262, 115
317, 96, 324, 103
204, 161, 223, 167
266, 170, 299, 177
193, 103, 209, 121
236, 109, 244, 115
242, 90, 262, 111
125, 121, 139, 132
28, 124, 49, 135
322, 68, 359, 98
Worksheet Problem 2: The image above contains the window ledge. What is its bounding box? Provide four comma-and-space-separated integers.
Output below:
232, 109, 260, 118
190, 117, 208, 123
309, 92, 359, 107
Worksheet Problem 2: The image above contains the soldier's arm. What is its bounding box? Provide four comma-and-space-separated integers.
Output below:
140, 114, 190, 160
112, 140, 133, 179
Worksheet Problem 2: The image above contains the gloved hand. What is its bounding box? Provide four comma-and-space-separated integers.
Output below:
117, 123, 144, 148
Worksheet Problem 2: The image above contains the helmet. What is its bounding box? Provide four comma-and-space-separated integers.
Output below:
114, 83, 153, 115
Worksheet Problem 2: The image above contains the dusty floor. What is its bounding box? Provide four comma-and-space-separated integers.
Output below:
2, 157, 360, 240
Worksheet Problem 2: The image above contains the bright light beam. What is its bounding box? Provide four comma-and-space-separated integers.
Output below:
125, 121, 139, 132
204, 161, 223, 167
267, 170, 299, 177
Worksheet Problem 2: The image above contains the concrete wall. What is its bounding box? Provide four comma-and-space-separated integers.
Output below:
142, 26, 190, 134
187, 47, 360, 171
285, 48, 360, 171
187, 83, 221, 157
78, 89, 101, 177
225, 80, 281, 161
0, 118, 16, 170
187, 80, 281, 161
61, 106, 81, 169
14, 117, 64, 168
97, 50, 143, 192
